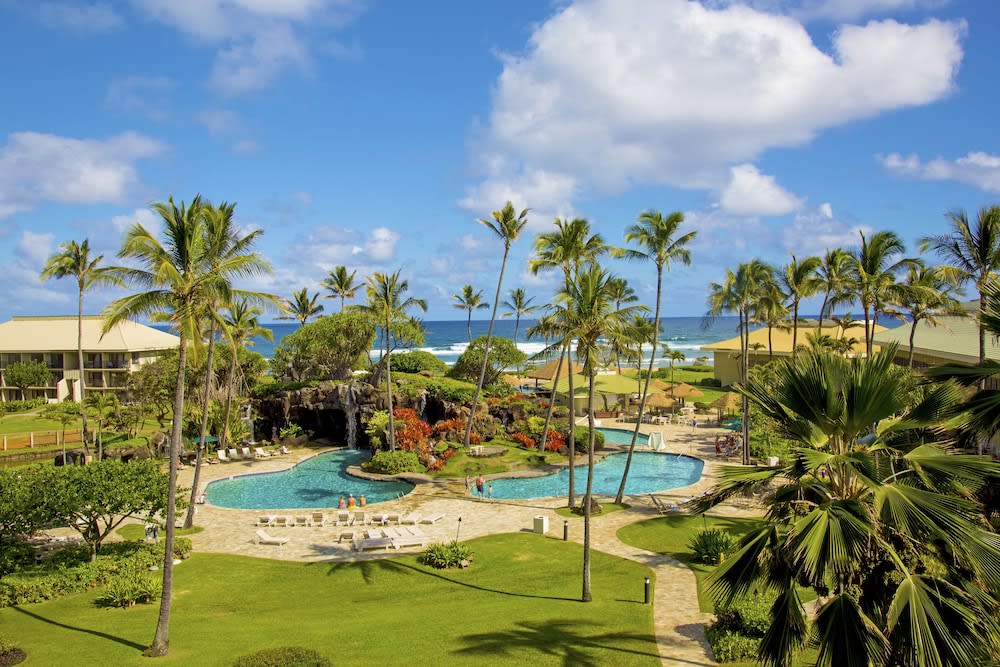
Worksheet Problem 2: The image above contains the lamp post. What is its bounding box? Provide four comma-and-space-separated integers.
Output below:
644, 577, 651, 604
456, 516, 462, 541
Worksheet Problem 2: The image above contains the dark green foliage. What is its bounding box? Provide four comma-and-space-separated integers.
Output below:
270, 312, 377, 381
689, 528, 734, 564
232, 647, 331, 667
573, 426, 605, 452
396, 374, 475, 404
390, 350, 448, 375
419, 541, 473, 569
704, 592, 773, 662
0, 543, 34, 578
704, 627, 760, 663
96, 570, 160, 607
699, 377, 722, 387
0, 398, 46, 413
365, 451, 422, 474
447, 336, 526, 386
3, 361, 51, 400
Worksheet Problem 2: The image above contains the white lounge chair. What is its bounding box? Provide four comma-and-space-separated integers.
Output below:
337, 511, 351, 526
353, 528, 394, 551
311, 512, 326, 527
256, 515, 275, 527
294, 515, 311, 528
351, 512, 368, 526
254, 447, 272, 458
241, 446, 253, 460
400, 512, 421, 525
227, 447, 241, 461
420, 513, 445, 525
217, 449, 231, 463
272, 516, 291, 528
255, 529, 288, 546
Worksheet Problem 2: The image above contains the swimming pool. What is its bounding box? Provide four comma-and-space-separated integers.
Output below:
206, 449, 414, 510
597, 426, 647, 446
489, 451, 703, 499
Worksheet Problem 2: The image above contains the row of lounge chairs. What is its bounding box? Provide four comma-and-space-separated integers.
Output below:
354, 526, 431, 551
256, 511, 445, 529
649, 494, 683, 515
216, 447, 275, 463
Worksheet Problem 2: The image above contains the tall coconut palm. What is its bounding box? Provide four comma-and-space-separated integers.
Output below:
452, 284, 489, 342
780, 254, 822, 362
893, 263, 963, 367
83, 391, 118, 460
464, 202, 529, 448
754, 285, 790, 361
218, 298, 272, 451
362, 271, 426, 451
322, 265, 360, 312
706, 260, 776, 464
854, 230, 912, 357
606, 277, 640, 373
40, 239, 123, 453
559, 264, 641, 601
103, 194, 262, 657
500, 287, 537, 344
694, 345, 1000, 667
920, 206, 1000, 364
667, 349, 686, 384
529, 218, 607, 504
613, 209, 695, 503
280, 288, 323, 326
816, 247, 855, 324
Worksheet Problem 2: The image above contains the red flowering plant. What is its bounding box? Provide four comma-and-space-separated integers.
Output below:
543, 430, 565, 452
392, 407, 432, 452
509, 432, 536, 450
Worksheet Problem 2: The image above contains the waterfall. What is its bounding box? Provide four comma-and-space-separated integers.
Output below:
344, 383, 358, 449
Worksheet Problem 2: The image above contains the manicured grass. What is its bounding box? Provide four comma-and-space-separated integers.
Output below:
116, 524, 204, 540
0, 533, 660, 666
0, 412, 78, 434
438, 441, 558, 477
555, 503, 630, 518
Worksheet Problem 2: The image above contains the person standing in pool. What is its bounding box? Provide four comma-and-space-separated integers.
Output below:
487, 483, 494, 502
475, 474, 485, 499
338, 496, 346, 509
348, 493, 356, 509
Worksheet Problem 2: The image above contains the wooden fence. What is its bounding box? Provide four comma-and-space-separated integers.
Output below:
2, 429, 83, 451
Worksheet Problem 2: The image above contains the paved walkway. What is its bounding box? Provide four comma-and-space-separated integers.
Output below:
173, 420, 754, 667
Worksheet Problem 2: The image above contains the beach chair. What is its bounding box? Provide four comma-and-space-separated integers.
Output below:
217, 449, 231, 463
385, 512, 401, 525
228, 447, 241, 461
254, 447, 272, 458
387, 526, 430, 548
337, 511, 351, 526
420, 513, 445, 525
311, 512, 326, 527
649, 494, 670, 515
350, 512, 368, 526
256, 515, 275, 527
272, 516, 291, 528
241, 446, 253, 460
400, 512, 421, 525
354, 536, 394, 551
337, 530, 356, 543
294, 515, 311, 528
255, 529, 288, 546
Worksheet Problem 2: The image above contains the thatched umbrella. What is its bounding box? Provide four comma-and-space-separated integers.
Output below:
526, 359, 584, 385
644, 392, 676, 414
710, 391, 741, 422
668, 382, 704, 399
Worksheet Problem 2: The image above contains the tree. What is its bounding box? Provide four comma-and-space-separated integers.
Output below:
754, 285, 790, 361
0, 468, 51, 553
448, 336, 526, 387
694, 345, 1000, 667
893, 263, 963, 367
4, 360, 51, 401
500, 287, 537, 345
360, 271, 426, 451
84, 391, 119, 460
854, 230, 912, 357
667, 349, 686, 384
816, 247, 855, 324
104, 194, 269, 657
322, 265, 360, 312
270, 312, 375, 382
218, 298, 272, 452
39, 401, 81, 461
464, 202, 530, 450
613, 210, 695, 503
452, 284, 489, 342
779, 254, 821, 362
280, 287, 323, 326
40, 239, 122, 454
607, 277, 639, 373
920, 206, 1000, 364
127, 353, 176, 429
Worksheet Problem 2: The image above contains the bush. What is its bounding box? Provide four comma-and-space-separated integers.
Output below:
689, 528, 734, 565
0, 398, 46, 413
0, 542, 35, 577
364, 451, 423, 475
390, 350, 448, 375
96, 570, 160, 607
699, 377, 722, 387
396, 375, 476, 404
232, 646, 332, 667
0, 634, 26, 666
420, 541, 473, 569
704, 627, 759, 663
278, 424, 307, 440
509, 432, 536, 450
573, 426, 605, 452
172, 536, 193, 560
712, 592, 772, 637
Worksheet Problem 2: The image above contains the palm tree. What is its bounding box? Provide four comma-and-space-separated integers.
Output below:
280, 288, 323, 326
218, 298, 272, 451
362, 271, 426, 451
103, 194, 261, 657
893, 263, 963, 367
83, 391, 118, 460
500, 287, 537, 344
613, 210, 695, 503
694, 345, 1000, 667
920, 206, 1000, 364
667, 349, 686, 384
754, 285, 790, 361
529, 218, 607, 503
706, 260, 776, 464
40, 239, 122, 453
780, 254, 821, 362
464, 202, 529, 448
606, 277, 639, 373
452, 284, 489, 342
854, 230, 912, 356
816, 247, 855, 324
322, 265, 360, 312
558, 264, 641, 601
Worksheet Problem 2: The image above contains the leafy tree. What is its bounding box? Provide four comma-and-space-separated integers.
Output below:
40, 238, 122, 453
390, 350, 448, 375
695, 345, 1000, 667
322, 265, 360, 312
448, 336, 526, 386
452, 284, 489, 342
4, 360, 51, 400
893, 263, 963, 367
128, 353, 176, 428
84, 392, 119, 460
279, 287, 323, 326
218, 299, 272, 451
0, 467, 49, 552
500, 286, 537, 344
270, 312, 375, 382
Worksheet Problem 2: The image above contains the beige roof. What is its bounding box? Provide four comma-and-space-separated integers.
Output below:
526, 358, 584, 381
873, 311, 998, 364
0, 316, 179, 353
702, 322, 885, 356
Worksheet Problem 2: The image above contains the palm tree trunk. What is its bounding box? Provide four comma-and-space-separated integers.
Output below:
385, 313, 396, 451
979, 290, 987, 364
185, 322, 216, 529
567, 351, 577, 508
536, 347, 565, 454
740, 309, 750, 466
220, 348, 238, 452
908, 321, 918, 367
464, 247, 509, 447
864, 305, 873, 357
819, 291, 830, 326
768, 326, 774, 361
77, 288, 90, 455
791, 302, 799, 363
514, 314, 520, 345
615, 267, 662, 503
145, 331, 186, 657
582, 371, 596, 602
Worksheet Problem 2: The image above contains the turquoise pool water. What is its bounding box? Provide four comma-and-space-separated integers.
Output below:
597, 426, 647, 445
489, 451, 703, 500
206, 450, 413, 510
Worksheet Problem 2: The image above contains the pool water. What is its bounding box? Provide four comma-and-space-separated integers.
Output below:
489, 451, 703, 499
206, 449, 414, 510
597, 426, 647, 445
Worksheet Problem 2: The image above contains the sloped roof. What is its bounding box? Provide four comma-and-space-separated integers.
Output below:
0, 316, 179, 353
872, 312, 998, 364
526, 358, 584, 381
702, 322, 884, 355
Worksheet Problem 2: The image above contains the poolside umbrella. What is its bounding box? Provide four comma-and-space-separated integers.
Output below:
710, 391, 741, 422
644, 392, 676, 414
526, 359, 584, 387
668, 382, 704, 399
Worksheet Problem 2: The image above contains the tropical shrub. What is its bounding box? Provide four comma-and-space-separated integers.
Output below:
365, 451, 422, 475
0, 635, 25, 666
420, 541, 473, 569
96, 569, 160, 607
0, 398, 46, 413
542, 430, 565, 452
395, 375, 475, 404
232, 647, 332, 667
573, 426, 605, 452
447, 336, 526, 386
509, 432, 536, 449
364, 410, 389, 449
392, 407, 432, 452
278, 423, 306, 440
704, 592, 772, 662
390, 350, 448, 375
703, 628, 759, 663
689, 528, 734, 564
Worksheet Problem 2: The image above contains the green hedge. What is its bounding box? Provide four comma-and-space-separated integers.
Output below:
364, 451, 422, 475
232, 647, 331, 667
573, 426, 606, 452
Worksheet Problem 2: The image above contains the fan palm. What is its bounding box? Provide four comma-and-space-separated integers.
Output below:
694, 345, 1000, 667
854, 230, 913, 356
780, 254, 822, 361
40, 239, 123, 453
362, 270, 426, 450
322, 265, 360, 312
500, 287, 537, 344
920, 206, 1000, 364
280, 287, 323, 326
613, 209, 695, 502
452, 284, 489, 342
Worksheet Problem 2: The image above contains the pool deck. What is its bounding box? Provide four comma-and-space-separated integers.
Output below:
171, 419, 756, 667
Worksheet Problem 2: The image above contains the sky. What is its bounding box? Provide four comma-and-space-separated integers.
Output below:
0, 0, 998, 322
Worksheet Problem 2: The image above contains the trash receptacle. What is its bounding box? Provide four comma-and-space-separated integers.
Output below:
533, 515, 549, 534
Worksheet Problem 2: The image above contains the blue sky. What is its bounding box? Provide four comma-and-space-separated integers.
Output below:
0, 0, 997, 322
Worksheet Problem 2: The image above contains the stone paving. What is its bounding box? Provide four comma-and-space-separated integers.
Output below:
173, 420, 754, 667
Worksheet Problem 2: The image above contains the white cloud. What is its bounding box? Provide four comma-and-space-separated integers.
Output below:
877, 151, 1000, 192
818, 202, 834, 218
105, 76, 173, 120
719, 164, 803, 216
0, 131, 166, 219
37, 2, 123, 31
466, 0, 963, 213
19, 231, 55, 266
284, 224, 400, 275
361, 227, 399, 262
110, 207, 161, 235
780, 207, 869, 256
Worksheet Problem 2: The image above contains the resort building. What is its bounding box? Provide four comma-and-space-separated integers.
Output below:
701, 321, 882, 386
0, 316, 179, 402
871, 302, 995, 367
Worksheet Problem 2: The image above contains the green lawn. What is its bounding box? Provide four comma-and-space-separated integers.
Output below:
0, 412, 77, 434
0, 533, 660, 666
